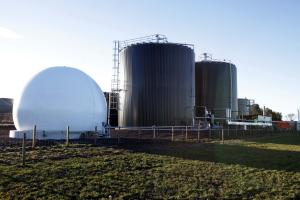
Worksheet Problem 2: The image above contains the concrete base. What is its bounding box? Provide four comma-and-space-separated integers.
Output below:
9, 130, 82, 140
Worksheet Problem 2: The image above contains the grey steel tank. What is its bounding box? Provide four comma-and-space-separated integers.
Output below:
195, 60, 238, 120
119, 43, 195, 126
0, 98, 13, 113
238, 98, 251, 117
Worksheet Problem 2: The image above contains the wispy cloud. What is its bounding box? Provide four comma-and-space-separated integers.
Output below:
0, 27, 23, 39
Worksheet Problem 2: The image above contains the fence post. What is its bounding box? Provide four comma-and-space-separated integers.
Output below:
107, 124, 111, 138
153, 125, 156, 139
171, 126, 174, 142
138, 128, 141, 141
227, 126, 230, 137
221, 129, 224, 144
197, 126, 200, 143
22, 133, 26, 166
32, 125, 36, 148
248, 126, 250, 137
118, 126, 120, 144
209, 128, 211, 141
94, 126, 98, 145
66, 125, 70, 146
185, 126, 188, 141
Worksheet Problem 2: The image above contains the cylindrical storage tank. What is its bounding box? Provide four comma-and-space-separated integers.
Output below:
0, 98, 13, 113
195, 61, 238, 120
119, 43, 195, 126
238, 98, 250, 117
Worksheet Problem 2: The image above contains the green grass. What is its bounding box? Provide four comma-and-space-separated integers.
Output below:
1, 134, 300, 199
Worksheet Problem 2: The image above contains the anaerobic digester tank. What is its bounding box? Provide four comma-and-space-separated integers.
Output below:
119, 43, 195, 126
195, 60, 238, 120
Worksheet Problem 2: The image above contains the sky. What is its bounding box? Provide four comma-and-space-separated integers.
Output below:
0, 0, 299, 119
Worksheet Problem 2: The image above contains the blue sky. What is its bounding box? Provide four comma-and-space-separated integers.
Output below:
0, 0, 299, 118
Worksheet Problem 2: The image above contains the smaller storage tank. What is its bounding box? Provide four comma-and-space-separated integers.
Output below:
0, 98, 13, 113
0, 98, 14, 126
238, 98, 252, 117
195, 59, 238, 121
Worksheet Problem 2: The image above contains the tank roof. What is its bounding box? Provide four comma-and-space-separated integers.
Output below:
197, 59, 235, 65
122, 42, 194, 51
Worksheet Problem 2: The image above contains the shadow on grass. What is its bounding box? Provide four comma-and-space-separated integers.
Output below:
243, 133, 300, 146
117, 141, 300, 172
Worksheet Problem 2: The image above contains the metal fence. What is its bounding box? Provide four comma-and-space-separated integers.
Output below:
107, 125, 293, 143
0, 125, 297, 167
0, 125, 295, 148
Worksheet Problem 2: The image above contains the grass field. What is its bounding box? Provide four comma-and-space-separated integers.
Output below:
0, 133, 300, 199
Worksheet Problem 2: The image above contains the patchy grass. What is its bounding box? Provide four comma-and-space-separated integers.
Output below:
0, 134, 300, 199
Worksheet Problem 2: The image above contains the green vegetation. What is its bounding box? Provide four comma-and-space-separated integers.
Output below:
1, 134, 300, 199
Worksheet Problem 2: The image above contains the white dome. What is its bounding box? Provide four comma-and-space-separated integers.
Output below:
12, 66, 107, 133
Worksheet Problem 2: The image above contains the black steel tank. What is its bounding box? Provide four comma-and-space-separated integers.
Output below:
195, 60, 238, 120
119, 43, 195, 126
